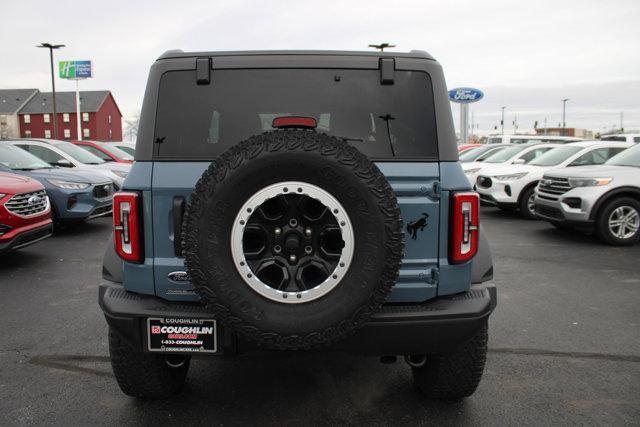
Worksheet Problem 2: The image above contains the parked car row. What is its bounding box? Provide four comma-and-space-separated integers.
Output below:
0, 139, 135, 255
462, 141, 640, 245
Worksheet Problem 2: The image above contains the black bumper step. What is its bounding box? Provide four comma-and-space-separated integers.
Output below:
99, 283, 496, 356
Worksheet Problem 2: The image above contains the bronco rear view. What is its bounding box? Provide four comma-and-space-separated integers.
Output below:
100, 49, 496, 399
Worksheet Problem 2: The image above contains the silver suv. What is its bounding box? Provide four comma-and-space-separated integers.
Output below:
534, 144, 640, 245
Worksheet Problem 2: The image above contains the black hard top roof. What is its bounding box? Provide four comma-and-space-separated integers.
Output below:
157, 49, 434, 61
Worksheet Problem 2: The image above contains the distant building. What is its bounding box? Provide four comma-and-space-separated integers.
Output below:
0, 89, 39, 139
535, 127, 593, 139
18, 90, 122, 141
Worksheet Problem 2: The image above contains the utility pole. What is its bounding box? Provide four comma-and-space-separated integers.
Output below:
471, 111, 475, 137
513, 114, 518, 133
561, 98, 569, 135
544, 117, 547, 135
37, 43, 65, 139
620, 111, 624, 132
500, 106, 506, 135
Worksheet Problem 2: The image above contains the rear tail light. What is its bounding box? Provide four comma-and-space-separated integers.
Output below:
450, 192, 479, 264
113, 192, 143, 263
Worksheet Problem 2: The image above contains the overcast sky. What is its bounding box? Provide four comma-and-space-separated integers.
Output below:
2, 0, 639, 136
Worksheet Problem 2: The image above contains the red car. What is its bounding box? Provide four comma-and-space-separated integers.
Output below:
458, 143, 482, 153
71, 140, 134, 164
0, 172, 53, 255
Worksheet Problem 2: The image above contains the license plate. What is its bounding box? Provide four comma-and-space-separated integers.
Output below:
147, 317, 217, 353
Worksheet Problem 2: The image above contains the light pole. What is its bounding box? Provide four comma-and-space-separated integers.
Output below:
37, 43, 65, 139
561, 98, 569, 135
500, 106, 506, 135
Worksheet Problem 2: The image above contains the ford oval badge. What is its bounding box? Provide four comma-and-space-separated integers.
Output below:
448, 87, 484, 104
167, 271, 191, 283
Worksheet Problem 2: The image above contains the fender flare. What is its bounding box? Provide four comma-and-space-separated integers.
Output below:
588, 186, 640, 221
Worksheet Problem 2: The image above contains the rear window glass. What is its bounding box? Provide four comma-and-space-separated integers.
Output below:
154, 69, 438, 159
601, 136, 626, 142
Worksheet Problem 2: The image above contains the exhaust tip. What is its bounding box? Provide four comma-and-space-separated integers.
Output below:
404, 354, 427, 368
165, 356, 187, 369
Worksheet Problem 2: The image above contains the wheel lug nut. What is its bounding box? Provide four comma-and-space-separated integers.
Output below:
274, 227, 282, 236
274, 245, 282, 253
305, 228, 312, 236
305, 246, 312, 254
289, 218, 298, 227
289, 254, 297, 263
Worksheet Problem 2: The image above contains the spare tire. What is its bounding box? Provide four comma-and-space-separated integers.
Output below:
182, 129, 404, 350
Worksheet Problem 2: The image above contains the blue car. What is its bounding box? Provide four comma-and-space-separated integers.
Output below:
0, 144, 113, 229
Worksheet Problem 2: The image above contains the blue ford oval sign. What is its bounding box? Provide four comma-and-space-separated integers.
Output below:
448, 87, 484, 103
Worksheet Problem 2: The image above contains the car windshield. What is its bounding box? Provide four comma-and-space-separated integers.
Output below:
482, 146, 527, 163
100, 144, 134, 160
54, 141, 105, 164
115, 145, 135, 156
528, 146, 583, 166
605, 145, 640, 167
0, 144, 52, 170
486, 137, 503, 144
459, 146, 505, 162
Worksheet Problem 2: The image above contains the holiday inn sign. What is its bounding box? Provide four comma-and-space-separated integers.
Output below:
59, 60, 92, 79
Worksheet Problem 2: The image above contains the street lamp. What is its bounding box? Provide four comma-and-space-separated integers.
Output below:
500, 106, 506, 135
37, 43, 65, 139
561, 98, 569, 135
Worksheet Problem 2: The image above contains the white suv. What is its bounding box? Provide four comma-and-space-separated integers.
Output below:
535, 144, 640, 245
475, 141, 632, 219
486, 135, 583, 144
463, 143, 560, 186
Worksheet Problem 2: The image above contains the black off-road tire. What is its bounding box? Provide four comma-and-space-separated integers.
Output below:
109, 329, 190, 399
519, 186, 537, 220
411, 323, 488, 399
182, 129, 404, 350
595, 197, 640, 246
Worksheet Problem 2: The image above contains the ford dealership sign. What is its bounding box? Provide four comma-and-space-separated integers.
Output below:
448, 87, 484, 103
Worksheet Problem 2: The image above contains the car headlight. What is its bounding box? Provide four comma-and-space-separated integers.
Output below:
568, 177, 613, 187
111, 170, 128, 178
494, 172, 528, 181
46, 179, 90, 190
0, 193, 5, 199
465, 168, 482, 174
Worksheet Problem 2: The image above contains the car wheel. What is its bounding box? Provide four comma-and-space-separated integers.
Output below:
595, 197, 640, 246
109, 329, 190, 399
411, 323, 488, 399
519, 187, 537, 220
182, 129, 404, 350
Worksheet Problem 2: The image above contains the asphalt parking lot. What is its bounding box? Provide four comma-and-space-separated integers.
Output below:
1, 208, 639, 425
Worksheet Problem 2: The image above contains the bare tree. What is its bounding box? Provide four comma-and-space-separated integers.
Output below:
124, 112, 140, 142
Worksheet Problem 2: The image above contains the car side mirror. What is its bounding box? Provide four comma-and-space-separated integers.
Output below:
55, 159, 73, 167
512, 158, 526, 165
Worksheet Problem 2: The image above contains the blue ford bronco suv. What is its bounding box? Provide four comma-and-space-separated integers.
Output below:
100, 49, 496, 399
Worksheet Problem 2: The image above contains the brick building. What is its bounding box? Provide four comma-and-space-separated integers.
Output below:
18, 90, 122, 141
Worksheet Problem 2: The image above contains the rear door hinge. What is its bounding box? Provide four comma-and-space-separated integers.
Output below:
432, 181, 441, 199
426, 268, 439, 284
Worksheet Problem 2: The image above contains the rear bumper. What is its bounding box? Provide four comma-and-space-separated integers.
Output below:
0, 221, 52, 255
99, 283, 497, 356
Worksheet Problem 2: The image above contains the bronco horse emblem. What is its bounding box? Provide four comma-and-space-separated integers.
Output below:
406, 213, 429, 240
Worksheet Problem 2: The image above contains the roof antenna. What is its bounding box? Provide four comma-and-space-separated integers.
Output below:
368, 43, 396, 52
